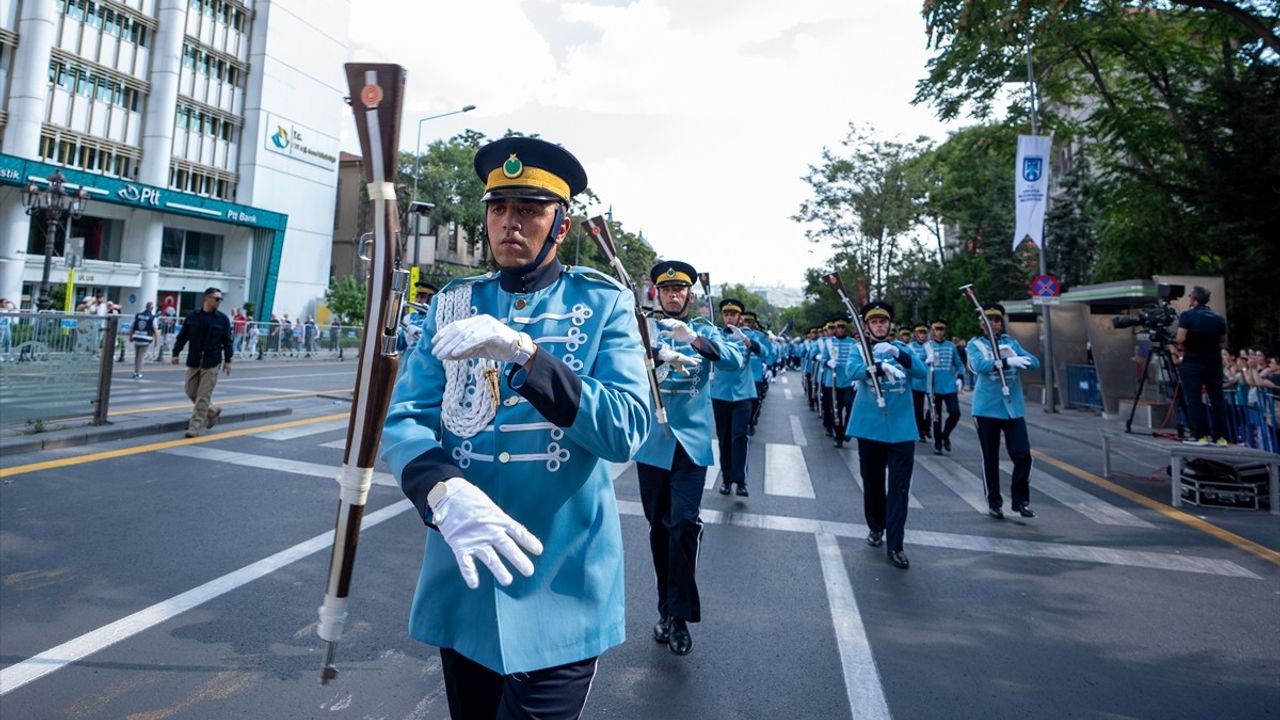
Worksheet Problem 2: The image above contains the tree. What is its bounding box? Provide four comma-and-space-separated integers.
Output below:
794, 124, 928, 298
324, 275, 368, 324
399, 129, 489, 258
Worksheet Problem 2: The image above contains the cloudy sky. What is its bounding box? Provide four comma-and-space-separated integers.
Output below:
345, 0, 958, 289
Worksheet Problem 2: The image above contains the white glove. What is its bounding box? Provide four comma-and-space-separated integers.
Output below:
956, 378, 965, 392
401, 320, 423, 349
872, 342, 899, 358
658, 318, 698, 344
1005, 356, 1032, 370
430, 477, 544, 589
872, 361, 906, 382
999, 344, 1016, 358
657, 346, 702, 374
432, 314, 532, 364
726, 324, 749, 344
764, 368, 774, 382
825, 358, 838, 369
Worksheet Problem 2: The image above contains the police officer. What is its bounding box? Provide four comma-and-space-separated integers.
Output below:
925, 320, 964, 454
710, 298, 758, 496
967, 304, 1040, 519
847, 301, 925, 569
382, 136, 652, 719
636, 260, 740, 657
1175, 286, 1229, 445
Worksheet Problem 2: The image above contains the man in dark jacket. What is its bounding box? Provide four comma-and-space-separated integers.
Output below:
172, 287, 234, 437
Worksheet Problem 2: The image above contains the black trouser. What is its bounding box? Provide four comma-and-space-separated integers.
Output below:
638, 442, 705, 623
804, 371, 815, 408
440, 648, 598, 720
912, 390, 931, 439
931, 392, 961, 442
750, 380, 768, 428
975, 416, 1031, 509
712, 398, 752, 486
819, 385, 836, 435
834, 386, 855, 439
858, 438, 915, 552
1179, 360, 1228, 440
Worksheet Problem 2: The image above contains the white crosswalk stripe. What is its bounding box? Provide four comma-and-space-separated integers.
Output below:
839, 448, 924, 508
915, 455, 990, 513
253, 419, 347, 441
1000, 462, 1155, 527
784, 388, 793, 400
790, 415, 807, 446
765, 443, 815, 498
161, 446, 397, 487
704, 445, 720, 490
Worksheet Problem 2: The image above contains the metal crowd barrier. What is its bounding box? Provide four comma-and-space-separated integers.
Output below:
1225, 389, 1278, 454
1065, 364, 1104, 411
0, 311, 118, 425
227, 321, 365, 361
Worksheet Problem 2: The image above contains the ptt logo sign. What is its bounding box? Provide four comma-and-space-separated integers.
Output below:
271, 125, 290, 149
117, 184, 161, 206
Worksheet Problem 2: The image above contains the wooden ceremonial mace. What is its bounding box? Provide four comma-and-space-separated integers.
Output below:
317, 63, 408, 684
959, 283, 1014, 412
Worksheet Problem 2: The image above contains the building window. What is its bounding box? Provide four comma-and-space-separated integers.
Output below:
161, 228, 225, 271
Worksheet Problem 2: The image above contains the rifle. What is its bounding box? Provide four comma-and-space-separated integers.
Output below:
822, 273, 885, 412
923, 339, 936, 433
697, 272, 715, 324
959, 283, 1014, 412
584, 215, 667, 429
317, 63, 407, 684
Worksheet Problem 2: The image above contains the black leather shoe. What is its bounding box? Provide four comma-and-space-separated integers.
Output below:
866, 530, 884, 547
748, 424, 756, 437
668, 619, 692, 656
887, 550, 910, 569
1013, 503, 1036, 518
653, 616, 672, 644
719, 483, 731, 495
933, 440, 943, 455
735, 483, 749, 497
834, 439, 844, 449
943, 438, 951, 453
988, 506, 1005, 520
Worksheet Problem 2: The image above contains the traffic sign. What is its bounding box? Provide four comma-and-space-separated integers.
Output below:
1030, 274, 1061, 297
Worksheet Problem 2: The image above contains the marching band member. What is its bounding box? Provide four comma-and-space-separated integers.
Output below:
710, 298, 760, 496
926, 320, 964, 455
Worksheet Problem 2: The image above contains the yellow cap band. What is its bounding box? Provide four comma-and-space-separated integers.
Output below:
864, 309, 891, 320
931, 322, 947, 329
485, 166, 571, 201
983, 309, 1004, 318
914, 325, 927, 332
722, 304, 743, 314
658, 270, 694, 286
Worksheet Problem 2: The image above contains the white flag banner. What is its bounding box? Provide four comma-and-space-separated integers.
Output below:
1013, 134, 1052, 251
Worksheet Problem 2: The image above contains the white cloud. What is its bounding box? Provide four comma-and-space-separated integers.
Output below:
345, 0, 958, 289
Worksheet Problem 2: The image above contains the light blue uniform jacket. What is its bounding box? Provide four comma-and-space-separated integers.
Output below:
636, 317, 741, 468
908, 341, 930, 392
967, 334, 1040, 419
830, 336, 860, 388
709, 327, 757, 401
925, 339, 963, 394
813, 339, 836, 388
845, 339, 927, 443
381, 266, 652, 674
746, 328, 771, 382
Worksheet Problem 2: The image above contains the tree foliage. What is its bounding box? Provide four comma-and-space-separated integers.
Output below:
325, 275, 368, 324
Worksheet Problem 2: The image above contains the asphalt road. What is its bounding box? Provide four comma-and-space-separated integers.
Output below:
1, 369, 1277, 719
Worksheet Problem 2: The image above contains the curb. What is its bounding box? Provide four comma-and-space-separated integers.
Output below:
1, 406, 293, 455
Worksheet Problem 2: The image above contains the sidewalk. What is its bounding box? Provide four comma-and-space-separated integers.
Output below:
0, 404, 293, 456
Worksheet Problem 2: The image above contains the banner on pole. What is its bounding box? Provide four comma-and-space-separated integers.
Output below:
1014, 134, 1051, 251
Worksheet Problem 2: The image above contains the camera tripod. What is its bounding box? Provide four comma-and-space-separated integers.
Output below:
1124, 342, 1188, 436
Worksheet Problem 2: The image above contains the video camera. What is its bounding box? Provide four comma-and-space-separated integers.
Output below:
1111, 283, 1184, 344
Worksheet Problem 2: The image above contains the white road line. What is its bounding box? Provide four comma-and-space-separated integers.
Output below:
765, 443, 815, 498
610, 461, 633, 481
0, 500, 415, 696
220, 371, 354, 382
705, 445, 720, 490
840, 449, 923, 508
319, 439, 345, 449
790, 415, 808, 447
254, 419, 349, 441
916, 455, 989, 514
784, 388, 793, 400
160, 447, 397, 487
781, 375, 789, 384
815, 533, 892, 720
615, 500, 1258, 579
1000, 462, 1155, 528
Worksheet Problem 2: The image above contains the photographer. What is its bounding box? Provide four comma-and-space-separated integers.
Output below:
1175, 286, 1229, 445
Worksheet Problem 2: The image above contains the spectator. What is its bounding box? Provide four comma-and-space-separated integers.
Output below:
304, 316, 318, 356
329, 314, 343, 360
0, 297, 14, 361
246, 315, 259, 358
127, 301, 157, 379
232, 307, 247, 351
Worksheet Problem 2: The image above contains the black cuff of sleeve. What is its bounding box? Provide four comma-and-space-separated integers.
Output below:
896, 351, 912, 368
402, 447, 460, 525
694, 339, 722, 362
508, 348, 582, 427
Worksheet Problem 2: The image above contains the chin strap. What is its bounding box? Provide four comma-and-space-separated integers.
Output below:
507, 205, 566, 276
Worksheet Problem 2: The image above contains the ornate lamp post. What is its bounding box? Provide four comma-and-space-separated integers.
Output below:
22, 171, 89, 311
900, 276, 930, 325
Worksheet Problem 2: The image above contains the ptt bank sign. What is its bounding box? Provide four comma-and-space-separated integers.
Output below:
264, 113, 337, 169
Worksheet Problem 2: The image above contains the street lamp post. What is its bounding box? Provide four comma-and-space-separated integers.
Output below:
900, 276, 929, 325
22, 171, 89, 311
410, 104, 476, 205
